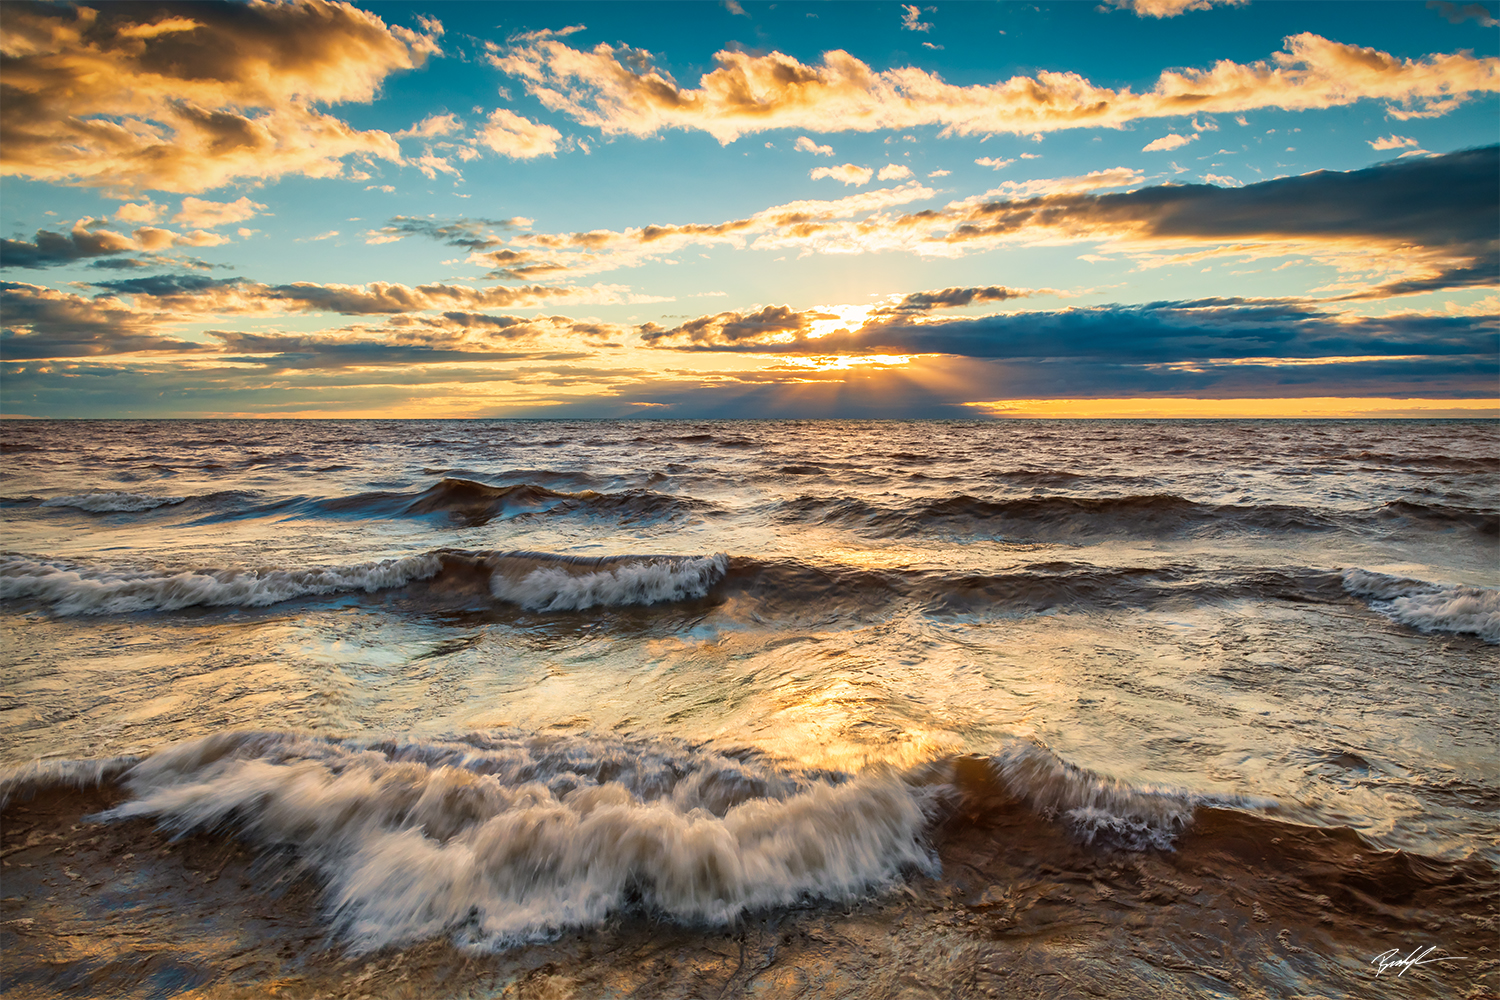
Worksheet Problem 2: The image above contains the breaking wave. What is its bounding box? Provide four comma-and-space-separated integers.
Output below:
0, 730, 1278, 952
1342, 569, 1500, 643
487, 552, 729, 612
38, 492, 186, 512
0, 553, 444, 615
78, 731, 937, 951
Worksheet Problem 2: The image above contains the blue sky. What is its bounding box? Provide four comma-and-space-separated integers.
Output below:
2, 0, 1497, 418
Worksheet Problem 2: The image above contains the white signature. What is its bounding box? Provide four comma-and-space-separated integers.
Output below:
1370, 945, 1465, 977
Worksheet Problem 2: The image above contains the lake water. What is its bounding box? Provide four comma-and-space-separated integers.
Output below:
2, 418, 1495, 998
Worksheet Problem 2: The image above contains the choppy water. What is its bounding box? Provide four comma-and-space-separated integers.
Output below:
1, 419, 1495, 999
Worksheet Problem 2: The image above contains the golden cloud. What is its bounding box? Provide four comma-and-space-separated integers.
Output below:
0, 0, 441, 194
475, 108, 563, 158
491, 33, 1498, 143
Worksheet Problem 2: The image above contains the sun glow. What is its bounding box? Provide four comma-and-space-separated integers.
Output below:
803, 303, 878, 340
781, 354, 914, 371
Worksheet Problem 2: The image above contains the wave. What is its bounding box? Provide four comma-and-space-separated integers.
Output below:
71, 731, 937, 951
338, 478, 709, 526
925, 743, 1271, 852
1339, 452, 1500, 473
0, 549, 731, 617
0, 730, 1272, 952
38, 491, 186, 512
488, 552, 729, 612
717, 558, 1346, 620
1342, 569, 1500, 643
1376, 500, 1499, 537
11, 477, 711, 528
0, 553, 443, 615
775, 493, 1338, 539
1, 548, 1351, 619
6, 730, 1484, 957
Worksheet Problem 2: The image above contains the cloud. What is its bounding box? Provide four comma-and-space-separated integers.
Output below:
413, 149, 460, 179
365, 216, 530, 250
113, 202, 162, 224
396, 112, 463, 138
474, 108, 562, 158
810, 163, 875, 186
0, 220, 229, 268
1101, 0, 1249, 17
975, 157, 1015, 170
900, 5, 933, 32
927, 147, 1498, 298
877, 164, 914, 181
795, 136, 835, 156
473, 182, 936, 277
1, 0, 441, 194
486, 148, 1496, 301
489, 33, 1500, 144
172, 196, 266, 229
1143, 133, 1197, 152
0, 280, 214, 357
927, 169, 951, 177
871, 285, 1044, 314
976, 167, 1146, 201
508, 25, 587, 43
1369, 134, 1420, 150
1427, 1, 1500, 26
640, 295, 1496, 398
722, 0, 749, 16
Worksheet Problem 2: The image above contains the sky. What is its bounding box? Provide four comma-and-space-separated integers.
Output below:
1, 0, 1497, 419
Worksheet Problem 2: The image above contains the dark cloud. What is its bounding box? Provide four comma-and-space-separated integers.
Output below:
643, 298, 1498, 389
439, 312, 529, 331
88, 258, 156, 271
93, 275, 243, 296
1, 227, 136, 268
1428, 1, 1499, 26
873, 285, 1037, 315
934, 147, 1499, 297
0, 280, 211, 358
640, 304, 833, 345
827, 301, 1495, 362
370, 216, 530, 251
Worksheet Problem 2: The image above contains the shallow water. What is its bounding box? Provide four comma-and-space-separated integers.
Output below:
1, 418, 1495, 998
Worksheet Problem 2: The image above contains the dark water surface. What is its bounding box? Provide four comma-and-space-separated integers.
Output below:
1, 419, 1495, 998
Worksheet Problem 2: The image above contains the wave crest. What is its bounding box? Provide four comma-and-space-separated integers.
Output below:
0, 553, 443, 615
1342, 568, 1499, 643
39, 492, 185, 512
89, 731, 935, 951
488, 552, 730, 612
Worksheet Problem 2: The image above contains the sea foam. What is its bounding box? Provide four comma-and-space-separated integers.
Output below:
1342, 568, 1500, 643
93, 731, 936, 951
488, 552, 729, 611
0, 553, 443, 615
